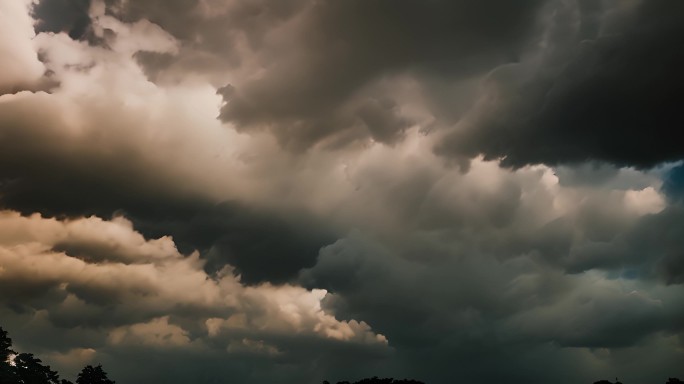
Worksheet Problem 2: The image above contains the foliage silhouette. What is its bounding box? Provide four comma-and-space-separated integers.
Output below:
0, 326, 115, 384
76, 364, 115, 384
1, 326, 17, 384
1, 327, 14, 362
324, 377, 425, 384
13, 353, 60, 384
593, 380, 624, 384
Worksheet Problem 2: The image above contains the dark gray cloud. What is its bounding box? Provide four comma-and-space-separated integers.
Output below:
32, 0, 92, 40
0, 148, 333, 285
132, 202, 335, 284
663, 163, 684, 203
109, 0, 308, 76
95, 0, 543, 148
630, 207, 684, 285
216, 0, 543, 148
550, 196, 684, 286
301, 230, 684, 384
437, 0, 684, 169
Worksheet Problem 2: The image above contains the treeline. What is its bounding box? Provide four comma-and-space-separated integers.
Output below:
322, 378, 684, 384
1, 326, 114, 384
594, 380, 683, 384
323, 378, 425, 384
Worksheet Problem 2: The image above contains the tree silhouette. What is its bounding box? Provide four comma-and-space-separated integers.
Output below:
1, 326, 79, 384
76, 365, 115, 384
1, 327, 17, 384
1, 327, 15, 362
324, 377, 425, 384
13, 353, 60, 384
667, 379, 684, 384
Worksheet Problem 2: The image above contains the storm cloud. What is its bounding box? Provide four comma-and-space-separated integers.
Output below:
437, 0, 684, 169
2, 1, 684, 383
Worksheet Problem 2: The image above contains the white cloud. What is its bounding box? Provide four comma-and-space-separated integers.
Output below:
0, 0, 45, 93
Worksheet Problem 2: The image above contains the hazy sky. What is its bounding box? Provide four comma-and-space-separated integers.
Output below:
1, 0, 683, 383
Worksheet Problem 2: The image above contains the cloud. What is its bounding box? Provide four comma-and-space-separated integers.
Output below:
31, 0, 93, 40
0, 13, 334, 284
2, 1, 684, 383
0, 210, 388, 381
300, 226, 684, 383
662, 163, 684, 203
0, 0, 48, 94
214, 0, 544, 148
86, 0, 543, 149
436, 0, 684, 169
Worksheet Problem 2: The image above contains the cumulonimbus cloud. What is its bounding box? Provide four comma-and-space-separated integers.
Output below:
2, 1, 684, 383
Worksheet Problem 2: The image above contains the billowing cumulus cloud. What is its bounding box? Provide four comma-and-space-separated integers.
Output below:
0, 211, 387, 382
68, 0, 545, 148
2, 0, 684, 383
0, 0, 49, 94
214, 0, 544, 148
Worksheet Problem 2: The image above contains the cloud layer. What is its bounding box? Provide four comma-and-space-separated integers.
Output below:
0, 211, 387, 383
1, 0, 684, 383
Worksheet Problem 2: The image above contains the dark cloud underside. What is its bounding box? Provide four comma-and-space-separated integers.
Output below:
437, 0, 684, 169
32, 0, 92, 39
217, 0, 544, 148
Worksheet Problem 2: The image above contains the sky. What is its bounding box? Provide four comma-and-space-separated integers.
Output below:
1, 0, 683, 383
